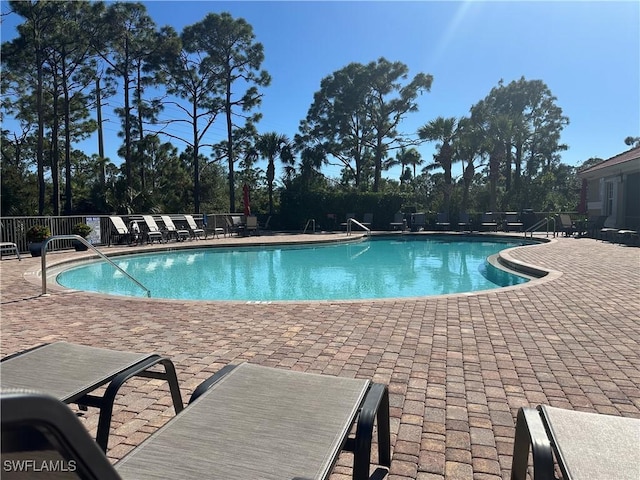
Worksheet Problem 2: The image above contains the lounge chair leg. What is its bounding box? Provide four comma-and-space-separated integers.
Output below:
89, 356, 184, 452
510, 407, 555, 480
352, 383, 391, 480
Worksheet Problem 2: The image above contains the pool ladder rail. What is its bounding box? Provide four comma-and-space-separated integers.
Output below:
346, 218, 371, 237
40, 235, 151, 298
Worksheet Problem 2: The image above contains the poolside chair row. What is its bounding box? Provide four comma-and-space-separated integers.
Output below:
2, 341, 639, 480
108, 214, 209, 246
391, 212, 524, 233
1, 342, 391, 480
555, 214, 639, 245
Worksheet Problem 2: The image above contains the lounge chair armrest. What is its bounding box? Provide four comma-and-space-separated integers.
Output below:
510, 407, 555, 480
1, 391, 121, 480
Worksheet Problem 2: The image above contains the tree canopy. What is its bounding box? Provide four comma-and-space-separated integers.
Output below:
2, 1, 584, 220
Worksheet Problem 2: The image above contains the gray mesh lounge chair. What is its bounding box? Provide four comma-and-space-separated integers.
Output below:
245, 215, 259, 236
504, 212, 523, 232
389, 212, 405, 231
141, 215, 165, 244
108, 216, 130, 245
160, 215, 190, 242
1, 363, 391, 480
435, 212, 450, 230
556, 214, 575, 237
481, 212, 498, 231
0, 342, 183, 452
184, 215, 205, 239
511, 405, 640, 480
0, 242, 21, 260
458, 212, 471, 232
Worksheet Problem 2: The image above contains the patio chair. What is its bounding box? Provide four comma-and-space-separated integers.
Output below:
435, 212, 450, 230
1, 362, 391, 480
108, 216, 131, 245
504, 212, 524, 232
457, 212, 471, 232
0, 242, 21, 260
225, 215, 246, 236
410, 212, 427, 232
184, 214, 205, 239
160, 215, 190, 242
245, 215, 260, 236
389, 212, 405, 231
141, 215, 165, 244
0, 341, 184, 452
481, 212, 498, 232
556, 214, 575, 237
511, 405, 640, 480
202, 214, 225, 239
362, 213, 373, 228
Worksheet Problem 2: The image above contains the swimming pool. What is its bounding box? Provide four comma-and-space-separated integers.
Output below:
56, 236, 532, 301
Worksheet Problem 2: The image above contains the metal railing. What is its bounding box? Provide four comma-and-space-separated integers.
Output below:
303, 219, 316, 234
525, 217, 555, 238
346, 218, 371, 236
40, 235, 150, 297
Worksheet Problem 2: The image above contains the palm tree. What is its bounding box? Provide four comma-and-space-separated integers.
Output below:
385, 147, 423, 185
418, 117, 458, 212
255, 132, 292, 214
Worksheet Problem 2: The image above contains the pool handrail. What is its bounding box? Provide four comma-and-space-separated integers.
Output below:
525, 217, 555, 238
346, 218, 371, 236
40, 235, 151, 298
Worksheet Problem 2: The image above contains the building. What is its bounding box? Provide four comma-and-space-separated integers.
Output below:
579, 146, 640, 229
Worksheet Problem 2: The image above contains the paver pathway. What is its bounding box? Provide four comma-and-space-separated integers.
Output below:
1, 233, 639, 480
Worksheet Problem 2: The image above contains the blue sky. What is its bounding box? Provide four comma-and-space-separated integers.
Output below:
2, 1, 639, 181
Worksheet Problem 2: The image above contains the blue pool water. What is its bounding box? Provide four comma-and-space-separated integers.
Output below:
56, 237, 531, 301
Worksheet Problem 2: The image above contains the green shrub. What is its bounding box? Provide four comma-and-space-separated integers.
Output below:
26, 225, 51, 243
71, 223, 92, 238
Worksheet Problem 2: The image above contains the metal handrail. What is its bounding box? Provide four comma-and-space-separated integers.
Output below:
525, 217, 555, 238
41, 235, 151, 297
346, 218, 371, 236
303, 219, 316, 234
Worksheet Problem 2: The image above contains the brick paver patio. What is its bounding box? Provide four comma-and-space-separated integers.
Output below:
1, 233, 639, 480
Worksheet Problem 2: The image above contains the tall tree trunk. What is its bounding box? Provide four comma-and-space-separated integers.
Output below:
36, 48, 45, 214
225, 74, 235, 212
96, 77, 105, 186
51, 82, 61, 216
193, 107, 200, 214
64, 73, 72, 215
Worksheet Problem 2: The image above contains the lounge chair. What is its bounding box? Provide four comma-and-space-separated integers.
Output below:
0, 341, 183, 452
457, 212, 471, 232
511, 405, 639, 480
202, 214, 225, 239
389, 212, 405, 231
108, 216, 133, 246
1, 362, 391, 480
410, 212, 427, 231
0, 242, 21, 260
160, 215, 190, 242
504, 212, 523, 232
362, 213, 373, 228
435, 212, 450, 230
184, 214, 205, 239
481, 212, 498, 232
245, 215, 259, 236
225, 215, 246, 236
141, 215, 165, 244
556, 214, 575, 237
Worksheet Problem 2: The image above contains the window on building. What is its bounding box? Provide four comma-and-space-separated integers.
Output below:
605, 181, 614, 215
